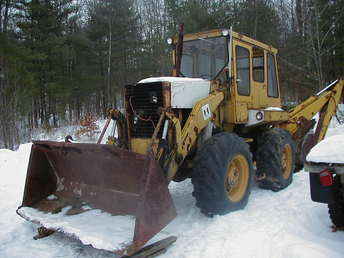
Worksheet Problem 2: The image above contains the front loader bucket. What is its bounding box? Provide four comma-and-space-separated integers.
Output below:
17, 141, 176, 256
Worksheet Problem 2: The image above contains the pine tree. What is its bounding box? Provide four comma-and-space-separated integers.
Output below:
86, 0, 141, 111
15, 0, 78, 126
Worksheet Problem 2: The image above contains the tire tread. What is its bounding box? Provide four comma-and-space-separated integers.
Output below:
192, 133, 253, 216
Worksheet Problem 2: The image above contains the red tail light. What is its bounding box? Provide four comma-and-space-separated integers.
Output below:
319, 169, 333, 187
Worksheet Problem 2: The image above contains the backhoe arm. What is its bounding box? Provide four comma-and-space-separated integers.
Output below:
280, 79, 344, 145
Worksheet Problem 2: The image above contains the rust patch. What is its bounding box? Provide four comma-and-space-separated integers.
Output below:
162, 82, 171, 108
293, 116, 316, 141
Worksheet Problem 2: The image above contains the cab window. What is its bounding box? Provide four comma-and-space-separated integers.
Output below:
253, 47, 264, 83
236, 46, 250, 96
267, 54, 279, 98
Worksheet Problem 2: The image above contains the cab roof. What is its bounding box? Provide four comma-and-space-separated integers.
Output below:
173, 29, 278, 54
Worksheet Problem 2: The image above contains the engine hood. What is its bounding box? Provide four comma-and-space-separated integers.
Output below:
138, 77, 208, 84
137, 77, 211, 109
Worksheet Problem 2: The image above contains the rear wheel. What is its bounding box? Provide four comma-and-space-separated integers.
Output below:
256, 128, 296, 191
328, 175, 344, 228
192, 133, 253, 216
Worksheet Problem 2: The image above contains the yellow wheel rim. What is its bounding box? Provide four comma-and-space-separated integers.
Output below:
282, 144, 292, 179
225, 154, 249, 202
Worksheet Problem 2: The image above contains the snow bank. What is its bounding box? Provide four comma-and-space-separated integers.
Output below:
1, 125, 344, 257
307, 134, 344, 164
17, 206, 135, 252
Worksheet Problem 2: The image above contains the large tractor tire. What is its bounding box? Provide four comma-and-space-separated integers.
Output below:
191, 133, 253, 217
256, 128, 296, 192
328, 175, 344, 228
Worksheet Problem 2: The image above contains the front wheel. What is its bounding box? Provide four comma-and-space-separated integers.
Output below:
192, 133, 253, 216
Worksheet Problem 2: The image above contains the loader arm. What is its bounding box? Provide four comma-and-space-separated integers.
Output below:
163, 90, 225, 180
280, 79, 344, 146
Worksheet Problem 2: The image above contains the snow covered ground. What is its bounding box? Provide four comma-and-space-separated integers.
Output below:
1, 122, 344, 258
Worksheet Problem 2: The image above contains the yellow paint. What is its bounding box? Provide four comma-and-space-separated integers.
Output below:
165, 90, 225, 180
280, 80, 344, 143
131, 138, 151, 155
264, 110, 289, 122
232, 31, 278, 54
235, 102, 248, 123
225, 154, 250, 202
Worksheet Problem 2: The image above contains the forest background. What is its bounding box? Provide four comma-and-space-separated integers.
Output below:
0, 0, 343, 149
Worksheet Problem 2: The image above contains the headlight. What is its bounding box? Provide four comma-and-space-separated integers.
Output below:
222, 30, 229, 36
167, 38, 173, 45
256, 111, 264, 121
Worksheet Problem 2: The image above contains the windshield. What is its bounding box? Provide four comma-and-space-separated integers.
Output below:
180, 36, 228, 80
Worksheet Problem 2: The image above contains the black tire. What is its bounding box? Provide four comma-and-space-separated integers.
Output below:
256, 128, 296, 192
173, 163, 192, 182
328, 175, 344, 228
295, 132, 315, 172
191, 132, 253, 217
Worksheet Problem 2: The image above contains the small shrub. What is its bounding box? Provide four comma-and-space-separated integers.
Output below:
76, 113, 99, 138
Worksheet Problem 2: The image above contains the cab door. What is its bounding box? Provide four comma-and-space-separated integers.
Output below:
265, 53, 281, 107
250, 47, 281, 109
252, 47, 266, 108
232, 40, 252, 123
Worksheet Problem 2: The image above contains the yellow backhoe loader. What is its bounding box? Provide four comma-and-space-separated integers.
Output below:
17, 26, 344, 257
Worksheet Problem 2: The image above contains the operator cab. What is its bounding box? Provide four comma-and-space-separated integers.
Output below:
169, 29, 285, 125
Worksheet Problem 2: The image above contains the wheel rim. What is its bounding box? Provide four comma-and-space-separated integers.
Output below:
225, 154, 249, 202
282, 144, 292, 179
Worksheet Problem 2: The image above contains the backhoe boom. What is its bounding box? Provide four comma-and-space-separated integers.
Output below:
281, 79, 344, 145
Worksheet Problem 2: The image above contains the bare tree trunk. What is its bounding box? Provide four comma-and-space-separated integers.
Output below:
3, 0, 9, 33
0, 0, 3, 33
107, 15, 112, 107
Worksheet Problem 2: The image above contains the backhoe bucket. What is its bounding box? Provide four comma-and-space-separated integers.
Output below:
17, 141, 176, 256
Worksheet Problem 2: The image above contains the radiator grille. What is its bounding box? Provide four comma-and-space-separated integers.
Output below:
125, 82, 164, 138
